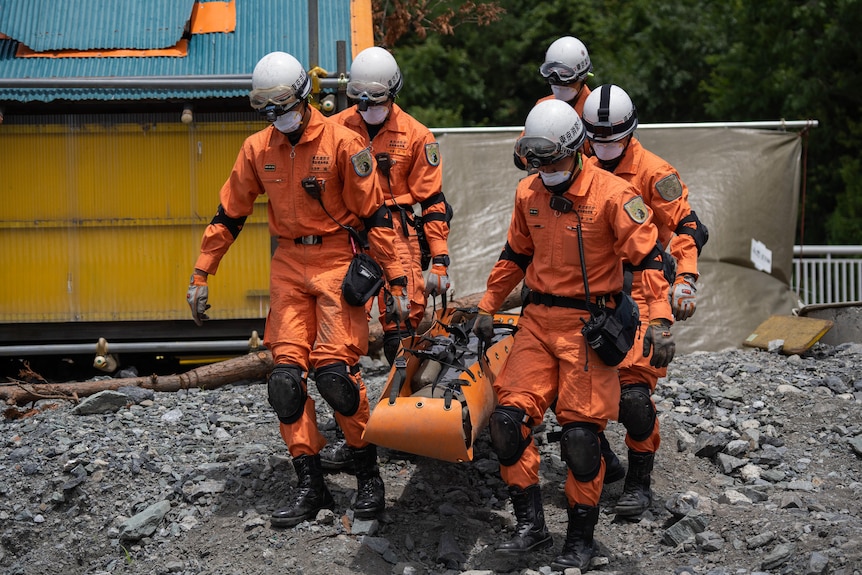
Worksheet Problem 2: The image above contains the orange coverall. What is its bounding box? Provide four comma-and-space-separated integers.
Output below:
331, 103, 450, 333
478, 159, 672, 507
193, 107, 404, 457
605, 138, 700, 454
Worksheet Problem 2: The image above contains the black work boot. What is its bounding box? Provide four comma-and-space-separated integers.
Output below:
614, 450, 655, 517
551, 504, 600, 571
496, 484, 553, 554
320, 425, 355, 472
352, 445, 385, 519
271, 454, 335, 528
599, 431, 626, 484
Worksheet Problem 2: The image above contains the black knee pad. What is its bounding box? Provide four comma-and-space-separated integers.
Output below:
560, 422, 602, 482
619, 384, 656, 441
315, 362, 360, 416
382, 331, 402, 365
488, 405, 532, 466
267, 364, 306, 424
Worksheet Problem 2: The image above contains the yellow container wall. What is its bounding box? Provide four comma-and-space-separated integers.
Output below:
0, 118, 272, 323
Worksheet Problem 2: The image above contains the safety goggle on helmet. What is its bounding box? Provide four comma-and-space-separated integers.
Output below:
539, 61, 592, 85
515, 99, 586, 165
248, 51, 312, 118
539, 36, 593, 85
514, 136, 572, 165
249, 85, 305, 111
345, 81, 391, 104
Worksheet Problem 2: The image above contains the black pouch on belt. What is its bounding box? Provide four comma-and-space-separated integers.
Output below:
342, 249, 385, 306
581, 291, 639, 366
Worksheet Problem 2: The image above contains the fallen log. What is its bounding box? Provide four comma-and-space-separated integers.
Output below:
1, 287, 523, 407
1, 351, 273, 407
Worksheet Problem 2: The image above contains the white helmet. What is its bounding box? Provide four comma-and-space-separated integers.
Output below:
515, 99, 585, 165
248, 51, 311, 111
347, 47, 403, 103
581, 84, 638, 143
540, 36, 592, 85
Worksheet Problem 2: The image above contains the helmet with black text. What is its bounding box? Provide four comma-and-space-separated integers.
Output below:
540, 36, 592, 88
581, 84, 638, 166
347, 47, 403, 111
249, 52, 311, 122
514, 99, 585, 171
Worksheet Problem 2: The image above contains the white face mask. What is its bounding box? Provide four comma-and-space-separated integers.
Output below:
551, 85, 579, 102
592, 141, 626, 162
539, 170, 572, 187
273, 110, 303, 134
359, 105, 389, 125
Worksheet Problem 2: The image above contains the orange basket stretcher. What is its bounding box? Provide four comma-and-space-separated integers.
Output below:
363, 308, 518, 462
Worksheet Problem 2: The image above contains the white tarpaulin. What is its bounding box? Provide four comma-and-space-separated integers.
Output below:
436, 126, 804, 353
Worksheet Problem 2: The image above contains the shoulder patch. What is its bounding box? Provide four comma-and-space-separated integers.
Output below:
655, 174, 683, 201
425, 142, 440, 166
623, 196, 649, 224
351, 147, 374, 177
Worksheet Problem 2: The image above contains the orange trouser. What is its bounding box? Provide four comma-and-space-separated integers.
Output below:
370, 214, 427, 332
617, 283, 663, 454
264, 234, 372, 457
493, 304, 621, 507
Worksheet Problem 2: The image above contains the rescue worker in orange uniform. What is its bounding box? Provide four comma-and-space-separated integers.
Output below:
473, 99, 675, 570
185, 51, 410, 528
581, 84, 709, 519
332, 46, 452, 365
515, 35, 594, 171
319, 46, 452, 471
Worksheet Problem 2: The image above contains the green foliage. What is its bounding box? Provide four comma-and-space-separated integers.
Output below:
388, 0, 862, 245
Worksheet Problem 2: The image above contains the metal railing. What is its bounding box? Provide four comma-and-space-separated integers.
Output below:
792, 245, 862, 305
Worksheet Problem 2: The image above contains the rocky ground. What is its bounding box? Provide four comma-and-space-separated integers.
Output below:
2, 341, 862, 575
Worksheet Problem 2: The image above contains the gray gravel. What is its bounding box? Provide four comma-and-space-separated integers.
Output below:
3, 343, 862, 575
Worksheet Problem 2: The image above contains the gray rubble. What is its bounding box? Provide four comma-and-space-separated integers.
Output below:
2, 343, 862, 574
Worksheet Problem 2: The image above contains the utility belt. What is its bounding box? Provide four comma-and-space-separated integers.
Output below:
280, 229, 350, 247
295, 235, 323, 245
527, 290, 617, 314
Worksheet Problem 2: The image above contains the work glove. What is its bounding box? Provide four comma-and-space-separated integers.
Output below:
670, 274, 698, 321
643, 318, 675, 368
385, 282, 410, 324
472, 310, 495, 348
186, 272, 210, 326
424, 264, 451, 297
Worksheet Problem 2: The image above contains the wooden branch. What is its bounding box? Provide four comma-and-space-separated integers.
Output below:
1, 288, 523, 407
1, 351, 274, 407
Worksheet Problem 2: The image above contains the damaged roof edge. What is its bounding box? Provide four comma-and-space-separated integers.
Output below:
0, 75, 346, 90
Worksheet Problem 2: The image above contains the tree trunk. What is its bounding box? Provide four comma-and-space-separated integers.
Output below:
2, 287, 523, 407
1, 351, 273, 406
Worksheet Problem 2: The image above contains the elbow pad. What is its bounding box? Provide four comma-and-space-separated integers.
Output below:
499, 242, 532, 272
363, 204, 394, 230
630, 243, 665, 272
419, 192, 454, 225
210, 204, 248, 239
675, 211, 709, 254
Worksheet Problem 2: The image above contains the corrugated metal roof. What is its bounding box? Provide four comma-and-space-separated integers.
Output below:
0, 0, 196, 51
0, 0, 361, 103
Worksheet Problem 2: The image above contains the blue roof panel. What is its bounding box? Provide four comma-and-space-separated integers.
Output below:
0, 0, 196, 51
0, 0, 361, 103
